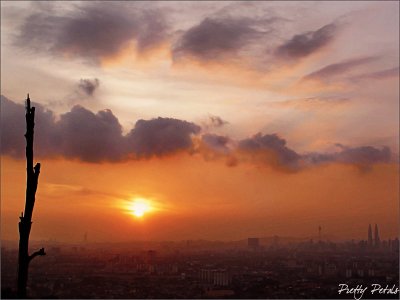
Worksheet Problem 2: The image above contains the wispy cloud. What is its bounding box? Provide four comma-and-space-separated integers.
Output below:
302, 56, 378, 81
42, 182, 128, 200
275, 96, 350, 110
275, 23, 336, 60
352, 66, 399, 81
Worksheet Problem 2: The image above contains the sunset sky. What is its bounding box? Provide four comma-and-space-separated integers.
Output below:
1, 1, 399, 243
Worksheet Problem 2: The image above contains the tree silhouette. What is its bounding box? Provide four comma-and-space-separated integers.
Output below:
17, 94, 46, 298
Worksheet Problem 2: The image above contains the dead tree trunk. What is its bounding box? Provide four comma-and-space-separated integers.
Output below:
17, 94, 45, 298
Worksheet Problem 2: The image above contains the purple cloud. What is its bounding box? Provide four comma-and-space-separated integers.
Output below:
15, 3, 168, 63
173, 17, 265, 61
276, 23, 336, 59
302, 56, 378, 81
126, 117, 201, 159
1, 96, 393, 169
1, 96, 201, 162
78, 78, 100, 96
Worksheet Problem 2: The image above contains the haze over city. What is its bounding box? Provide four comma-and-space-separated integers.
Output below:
1, 1, 399, 244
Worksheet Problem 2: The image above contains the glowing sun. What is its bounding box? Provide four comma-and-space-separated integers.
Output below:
128, 198, 152, 218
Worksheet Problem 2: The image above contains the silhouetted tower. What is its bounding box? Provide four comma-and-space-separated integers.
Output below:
17, 95, 46, 298
368, 224, 373, 247
318, 225, 322, 241
374, 224, 380, 248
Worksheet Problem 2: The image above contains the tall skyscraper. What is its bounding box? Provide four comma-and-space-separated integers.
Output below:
368, 224, 373, 247
318, 226, 322, 241
374, 224, 380, 247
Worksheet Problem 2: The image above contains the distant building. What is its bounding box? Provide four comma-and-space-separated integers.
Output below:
374, 224, 380, 248
368, 224, 373, 247
146, 250, 157, 263
392, 238, 399, 252
248, 238, 259, 250
318, 226, 322, 241
200, 269, 232, 286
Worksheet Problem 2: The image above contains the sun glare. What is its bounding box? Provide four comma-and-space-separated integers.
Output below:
128, 198, 152, 218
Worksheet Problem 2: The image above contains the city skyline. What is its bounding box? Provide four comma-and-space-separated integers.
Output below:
2, 232, 399, 298
1, 1, 399, 243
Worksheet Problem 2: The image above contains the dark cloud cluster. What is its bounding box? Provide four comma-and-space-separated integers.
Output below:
56, 106, 125, 162
1, 96, 393, 169
333, 144, 391, 165
173, 17, 264, 61
15, 3, 167, 62
127, 117, 201, 158
0, 95, 58, 158
303, 144, 391, 171
238, 133, 301, 170
13, 3, 344, 68
302, 56, 377, 81
1, 96, 199, 162
238, 134, 392, 171
78, 78, 100, 96
276, 23, 336, 59
0, 96, 27, 157
172, 17, 340, 66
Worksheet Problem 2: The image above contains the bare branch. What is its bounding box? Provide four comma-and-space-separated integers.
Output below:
29, 248, 46, 262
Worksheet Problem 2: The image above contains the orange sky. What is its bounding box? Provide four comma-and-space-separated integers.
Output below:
1, 155, 398, 242
1, 1, 399, 243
